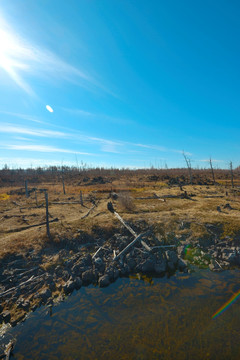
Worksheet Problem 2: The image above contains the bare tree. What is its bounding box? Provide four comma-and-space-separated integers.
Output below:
229, 161, 234, 188
183, 152, 192, 185
61, 166, 66, 195
209, 157, 215, 185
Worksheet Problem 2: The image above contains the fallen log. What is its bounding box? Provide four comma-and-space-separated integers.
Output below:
113, 231, 151, 261
51, 201, 83, 205
6, 218, 59, 233
113, 209, 151, 251
107, 202, 151, 252
81, 203, 97, 219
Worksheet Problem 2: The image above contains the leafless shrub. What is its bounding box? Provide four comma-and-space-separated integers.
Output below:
118, 192, 135, 212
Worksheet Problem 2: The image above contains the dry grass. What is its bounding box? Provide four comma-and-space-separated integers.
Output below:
0, 173, 240, 259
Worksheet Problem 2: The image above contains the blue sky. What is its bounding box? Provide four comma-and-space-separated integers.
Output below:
0, 0, 239, 169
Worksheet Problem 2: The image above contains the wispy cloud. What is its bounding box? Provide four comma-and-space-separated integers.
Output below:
0, 13, 104, 96
1, 144, 95, 155
0, 111, 46, 124
62, 107, 136, 126
1, 124, 67, 138
199, 159, 224, 163
0, 122, 190, 156
61, 108, 94, 117
129, 142, 192, 156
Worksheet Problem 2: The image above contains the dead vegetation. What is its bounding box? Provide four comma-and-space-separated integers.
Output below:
1, 168, 240, 260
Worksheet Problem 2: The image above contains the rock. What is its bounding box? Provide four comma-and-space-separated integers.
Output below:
82, 269, 95, 285
99, 274, 110, 287
166, 250, 178, 265
63, 280, 75, 294
127, 258, 136, 270
2, 310, 11, 323
178, 258, 188, 271
16, 299, 30, 311
209, 260, 223, 272
94, 257, 105, 273
140, 259, 155, 272
177, 246, 185, 257
154, 259, 167, 274
119, 264, 131, 276
74, 277, 82, 290
39, 288, 51, 302
224, 203, 232, 210
167, 261, 175, 272
80, 254, 92, 267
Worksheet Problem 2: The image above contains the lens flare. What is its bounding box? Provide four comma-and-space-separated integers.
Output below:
46, 105, 53, 113
212, 289, 240, 319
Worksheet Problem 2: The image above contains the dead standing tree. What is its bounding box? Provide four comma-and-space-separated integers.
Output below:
209, 157, 215, 185
229, 161, 234, 188
44, 190, 51, 239
61, 167, 66, 195
183, 152, 192, 185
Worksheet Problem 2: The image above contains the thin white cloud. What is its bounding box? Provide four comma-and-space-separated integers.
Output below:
199, 159, 224, 163
0, 111, 46, 124
2, 144, 95, 155
0, 122, 191, 156
61, 108, 94, 117
62, 107, 136, 126
0, 158, 80, 168
1, 124, 67, 138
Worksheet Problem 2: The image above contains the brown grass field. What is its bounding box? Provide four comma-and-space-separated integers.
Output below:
1, 167, 240, 260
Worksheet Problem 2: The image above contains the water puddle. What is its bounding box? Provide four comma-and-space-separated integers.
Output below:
1, 269, 240, 359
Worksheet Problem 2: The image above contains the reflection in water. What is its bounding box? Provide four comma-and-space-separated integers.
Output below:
4, 269, 240, 359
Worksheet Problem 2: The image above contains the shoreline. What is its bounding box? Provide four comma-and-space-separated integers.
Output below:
1, 222, 239, 330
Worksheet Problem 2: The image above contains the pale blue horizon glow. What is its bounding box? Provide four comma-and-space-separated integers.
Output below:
0, 1, 239, 169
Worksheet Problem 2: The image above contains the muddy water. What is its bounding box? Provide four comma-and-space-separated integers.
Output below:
3, 269, 240, 359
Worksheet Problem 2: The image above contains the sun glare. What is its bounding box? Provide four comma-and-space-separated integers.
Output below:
0, 29, 18, 69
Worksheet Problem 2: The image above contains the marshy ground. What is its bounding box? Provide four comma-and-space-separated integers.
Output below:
0, 168, 240, 332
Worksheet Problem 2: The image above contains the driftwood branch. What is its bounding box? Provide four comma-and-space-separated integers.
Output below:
4, 341, 14, 360
113, 231, 151, 261
107, 202, 152, 252
0, 274, 44, 298
81, 203, 96, 219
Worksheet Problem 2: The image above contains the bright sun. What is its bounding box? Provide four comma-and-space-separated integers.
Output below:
0, 29, 16, 70
0, 24, 33, 95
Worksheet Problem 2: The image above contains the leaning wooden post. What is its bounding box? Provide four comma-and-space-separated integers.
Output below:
44, 191, 51, 239
25, 180, 29, 198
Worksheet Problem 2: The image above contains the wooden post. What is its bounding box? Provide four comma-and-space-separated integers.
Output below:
44, 191, 51, 239
25, 180, 29, 198
35, 189, 38, 207
209, 158, 215, 185
230, 161, 234, 188
80, 191, 83, 206
62, 175, 66, 195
